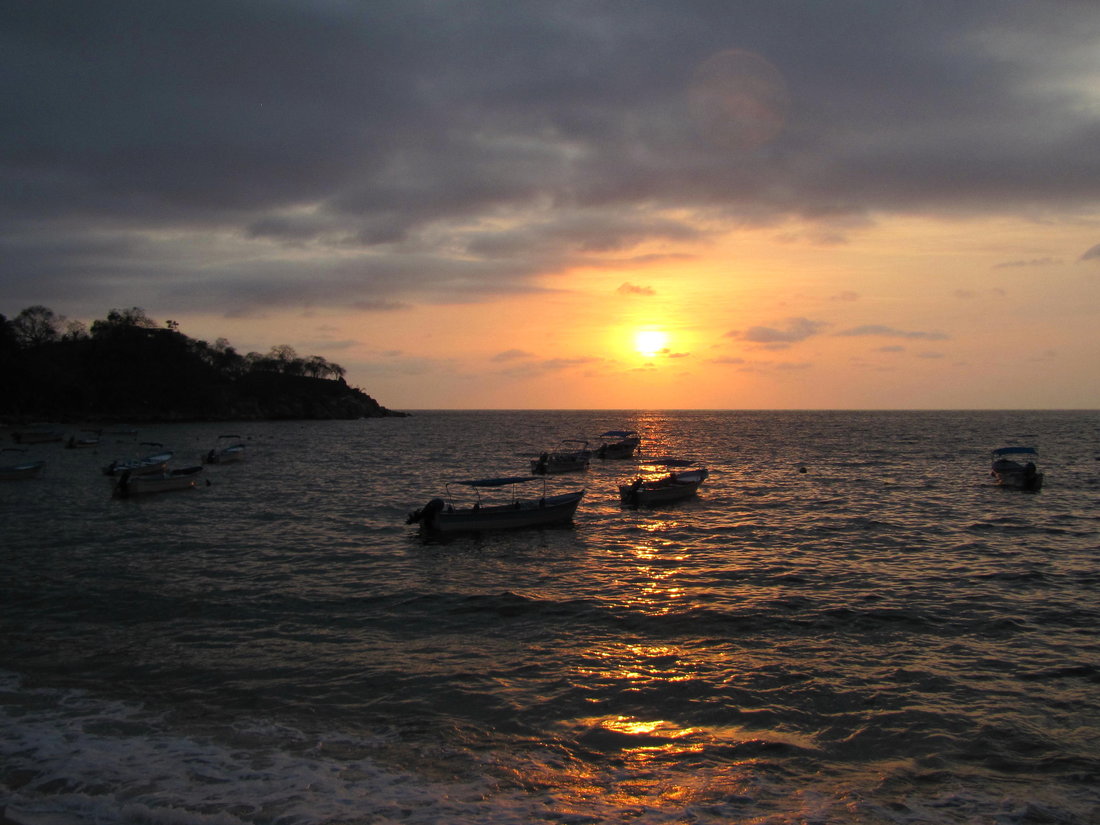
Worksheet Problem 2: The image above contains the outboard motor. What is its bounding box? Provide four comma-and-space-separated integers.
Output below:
406, 498, 445, 526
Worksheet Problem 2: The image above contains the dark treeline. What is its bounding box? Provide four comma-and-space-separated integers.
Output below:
1, 305, 403, 422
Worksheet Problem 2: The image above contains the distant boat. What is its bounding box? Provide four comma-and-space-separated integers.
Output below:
595, 430, 641, 459
620, 459, 709, 506
66, 430, 102, 449
203, 435, 246, 464
113, 465, 204, 497
10, 427, 64, 444
407, 476, 585, 534
531, 440, 591, 474
0, 455, 46, 480
990, 446, 1044, 491
102, 449, 174, 477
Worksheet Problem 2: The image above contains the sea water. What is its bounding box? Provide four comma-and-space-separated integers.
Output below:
2, 410, 1098, 824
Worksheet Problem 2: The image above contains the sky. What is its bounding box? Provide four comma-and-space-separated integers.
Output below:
3, 0, 1099, 410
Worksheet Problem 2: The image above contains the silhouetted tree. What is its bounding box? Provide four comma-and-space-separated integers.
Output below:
11, 305, 63, 348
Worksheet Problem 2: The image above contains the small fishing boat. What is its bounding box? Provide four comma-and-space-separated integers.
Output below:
620, 459, 709, 506
113, 465, 204, 497
595, 430, 641, 459
66, 430, 102, 449
531, 440, 591, 474
407, 476, 585, 534
203, 435, 246, 464
0, 452, 46, 480
10, 427, 64, 444
990, 446, 1044, 491
102, 447, 174, 477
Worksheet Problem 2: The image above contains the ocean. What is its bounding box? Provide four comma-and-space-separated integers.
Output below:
2, 410, 1098, 825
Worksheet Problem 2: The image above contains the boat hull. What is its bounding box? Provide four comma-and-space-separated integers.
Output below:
531, 457, 590, 474
114, 466, 203, 497
992, 469, 1044, 491
204, 445, 245, 464
596, 442, 637, 459
418, 491, 584, 533
620, 469, 708, 506
0, 460, 46, 480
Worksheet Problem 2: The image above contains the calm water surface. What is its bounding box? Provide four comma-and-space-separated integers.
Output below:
2, 411, 1099, 824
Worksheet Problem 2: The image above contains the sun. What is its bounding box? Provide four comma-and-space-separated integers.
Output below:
634, 329, 669, 358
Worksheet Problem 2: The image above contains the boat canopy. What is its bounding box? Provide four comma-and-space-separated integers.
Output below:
457, 476, 539, 487
643, 457, 695, 467
992, 446, 1038, 457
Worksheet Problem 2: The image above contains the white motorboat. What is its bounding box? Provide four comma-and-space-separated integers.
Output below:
114, 465, 204, 497
990, 446, 1044, 491
531, 440, 591, 474
102, 448, 174, 477
595, 430, 641, 459
0, 454, 46, 480
619, 459, 709, 506
407, 476, 585, 534
203, 435, 246, 464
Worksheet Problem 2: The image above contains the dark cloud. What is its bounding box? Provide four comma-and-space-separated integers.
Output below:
835, 325, 949, 341
2, 1, 1099, 317
617, 283, 656, 296
1080, 244, 1100, 262
994, 257, 1062, 268
727, 317, 827, 346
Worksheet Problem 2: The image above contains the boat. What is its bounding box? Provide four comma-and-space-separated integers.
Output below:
66, 430, 102, 448
531, 440, 591, 474
203, 435, 246, 464
113, 465, 204, 497
406, 476, 585, 534
990, 446, 1044, 491
0, 452, 46, 480
619, 459, 709, 506
102, 448, 174, 477
595, 430, 641, 459
10, 427, 64, 444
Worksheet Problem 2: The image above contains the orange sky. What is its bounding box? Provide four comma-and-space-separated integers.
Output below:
178, 213, 1100, 410
5, 2, 1100, 409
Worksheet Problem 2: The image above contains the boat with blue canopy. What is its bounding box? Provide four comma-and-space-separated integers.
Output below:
407, 475, 585, 533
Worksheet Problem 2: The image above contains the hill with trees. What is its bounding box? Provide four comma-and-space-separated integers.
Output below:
1, 305, 405, 422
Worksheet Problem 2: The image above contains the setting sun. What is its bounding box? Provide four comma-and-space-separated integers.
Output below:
634, 330, 669, 358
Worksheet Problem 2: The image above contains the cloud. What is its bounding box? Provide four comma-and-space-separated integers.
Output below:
617, 282, 656, 296
1080, 244, 1100, 262
994, 257, 1062, 268
829, 291, 860, 302
726, 317, 828, 347
491, 348, 533, 362
3, 1, 1100, 318
835, 325, 949, 341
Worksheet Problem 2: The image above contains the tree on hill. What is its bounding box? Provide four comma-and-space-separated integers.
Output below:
1, 305, 398, 420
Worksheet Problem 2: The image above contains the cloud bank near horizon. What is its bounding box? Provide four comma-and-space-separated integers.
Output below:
2, 1, 1099, 321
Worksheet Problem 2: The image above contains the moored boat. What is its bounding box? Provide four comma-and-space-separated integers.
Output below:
113, 465, 204, 497
407, 476, 585, 533
990, 446, 1044, 491
531, 440, 591, 474
11, 427, 64, 444
0, 454, 46, 480
66, 430, 102, 448
595, 430, 641, 459
620, 459, 709, 506
203, 435, 246, 464
102, 448, 174, 477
